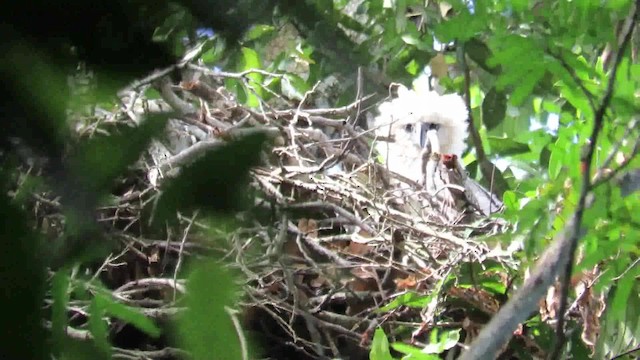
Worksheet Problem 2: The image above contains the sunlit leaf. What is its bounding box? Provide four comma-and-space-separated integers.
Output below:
391, 342, 439, 359
405, 59, 419, 75
502, 191, 518, 211
556, 81, 594, 119
548, 144, 564, 180
240, 47, 263, 107
243, 24, 275, 42
370, 328, 394, 360
401, 33, 420, 46
376, 292, 433, 312
421, 329, 461, 353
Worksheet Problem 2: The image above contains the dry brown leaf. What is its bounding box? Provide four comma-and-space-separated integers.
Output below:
430, 53, 449, 78
298, 218, 318, 238
448, 287, 500, 315
394, 275, 418, 290
575, 269, 605, 352
347, 277, 377, 292
347, 241, 373, 256
348, 267, 378, 292
283, 237, 303, 258
439, 2, 453, 17
539, 282, 559, 321
298, 218, 309, 233
310, 275, 329, 289
147, 246, 161, 277
307, 219, 319, 238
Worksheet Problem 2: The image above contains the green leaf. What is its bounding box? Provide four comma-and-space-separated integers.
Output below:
511, 0, 528, 12
405, 59, 419, 75
469, 84, 483, 108
200, 37, 226, 65
152, 8, 187, 42
51, 270, 71, 355
465, 38, 501, 75
370, 328, 394, 360
542, 100, 562, 113
391, 342, 440, 359
0, 187, 48, 359
556, 81, 594, 119
401, 33, 420, 46
548, 137, 568, 180
610, 267, 639, 320
595, 275, 640, 359
95, 293, 160, 338
69, 114, 168, 195
435, 11, 482, 42
295, 43, 316, 64
178, 261, 242, 360
502, 190, 518, 211
482, 87, 507, 130
243, 24, 275, 42
486, 137, 530, 156
510, 66, 545, 105
59, 338, 109, 360
421, 329, 461, 354
533, 97, 543, 114
88, 298, 111, 359
338, 12, 367, 33
240, 47, 263, 107
377, 292, 433, 312
282, 73, 311, 100
480, 280, 507, 294
394, 0, 407, 33
152, 133, 268, 226
400, 23, 430, 51
225, 78, 246, 104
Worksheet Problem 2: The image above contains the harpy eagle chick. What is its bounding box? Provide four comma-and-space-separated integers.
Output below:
373, 85, 502, 218
374, 85, 468, 181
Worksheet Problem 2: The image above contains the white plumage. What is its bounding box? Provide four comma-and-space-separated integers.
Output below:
373, 85, 468, 182
373, 84, 503, 218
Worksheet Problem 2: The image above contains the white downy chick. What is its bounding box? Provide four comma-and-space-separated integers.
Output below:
373, 85, 468, 182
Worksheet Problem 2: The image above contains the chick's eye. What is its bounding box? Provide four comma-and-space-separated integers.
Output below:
404, 124, 413, 133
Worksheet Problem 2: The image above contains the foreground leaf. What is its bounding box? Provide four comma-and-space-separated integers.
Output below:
153, 133, 267, 225
178, 261, 242, 360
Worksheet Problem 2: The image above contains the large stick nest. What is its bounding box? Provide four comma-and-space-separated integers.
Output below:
26, 67, 528, 360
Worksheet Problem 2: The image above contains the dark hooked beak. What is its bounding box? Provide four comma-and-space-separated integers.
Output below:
419, 123, 439, 149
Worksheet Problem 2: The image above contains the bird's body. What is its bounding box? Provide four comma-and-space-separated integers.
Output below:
374, 86, 468, 182
373, 84, 502, 220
